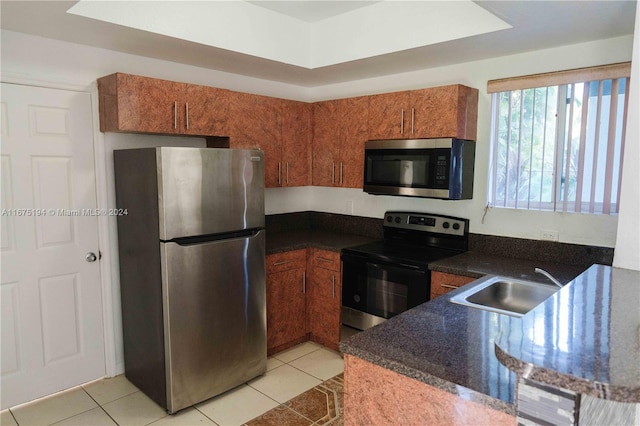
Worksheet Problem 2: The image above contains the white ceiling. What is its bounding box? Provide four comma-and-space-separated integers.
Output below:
247, 1, 380, 22
0, 1, 636, 87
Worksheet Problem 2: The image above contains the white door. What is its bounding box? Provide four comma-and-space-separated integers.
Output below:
0, 83, 105, 409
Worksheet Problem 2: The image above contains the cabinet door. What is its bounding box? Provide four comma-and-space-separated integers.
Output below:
281, 101, 311, 187
312, 100, 341, 186
99, 73, 182, 134
229, 93, 282, 188
367, 91, 409, 140
309, 248, 340, 272
410, 85, 478, 140
308, 266, 341, 351
184, 85, 229, 136
430, 271, 475, 299
339, 96, 368, 188
267, 249, 307, 274
266, 268, 307, 353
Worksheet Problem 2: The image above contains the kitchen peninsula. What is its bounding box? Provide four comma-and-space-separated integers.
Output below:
340, 264, 640, 425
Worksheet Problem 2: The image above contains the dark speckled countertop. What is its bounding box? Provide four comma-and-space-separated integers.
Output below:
340, 282, 522, 414
429, 251, 585, 285
266, 230, 375, 254
341, 264, 640, 414
496, 264, 640, 403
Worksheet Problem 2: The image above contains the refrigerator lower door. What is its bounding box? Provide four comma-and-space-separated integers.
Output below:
160, 230, 266, 413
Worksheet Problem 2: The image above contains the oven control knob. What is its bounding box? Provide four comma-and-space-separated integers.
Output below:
453, 223, 460, 230
386, 215, 393, 223
443, 221, 450, 229
394, 217, 401, 223
354, 295, 361, 303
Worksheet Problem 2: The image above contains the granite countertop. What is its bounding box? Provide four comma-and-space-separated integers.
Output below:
496, 264, 640, 403
266, 230, 375, 255
341, 264, 640, 415
340, 283, 520, 414
429, 251, 585, 285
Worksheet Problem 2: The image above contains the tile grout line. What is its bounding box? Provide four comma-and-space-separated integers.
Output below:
5, 409, 19, 426
241, 345, 342, 425
79, 387, 122, 426
244, 373, 345, 425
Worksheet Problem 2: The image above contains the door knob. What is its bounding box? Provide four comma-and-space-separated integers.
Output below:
85, 252, 98, 263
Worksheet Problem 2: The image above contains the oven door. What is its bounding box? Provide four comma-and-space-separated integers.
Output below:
341, 253, 430, 331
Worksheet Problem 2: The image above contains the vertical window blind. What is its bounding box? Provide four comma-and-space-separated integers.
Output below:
487, 63, 631, 214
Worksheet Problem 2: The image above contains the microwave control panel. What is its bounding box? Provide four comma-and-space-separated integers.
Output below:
384, 212, 467, 237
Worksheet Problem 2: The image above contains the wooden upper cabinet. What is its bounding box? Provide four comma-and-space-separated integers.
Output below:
228, 92, 282, 187
98, 73, 182, 134
367, 85, 479, 141
410, 85, 478, 141
312, 98, 368, 188
368, 91, 410, 140
97, 73, 229, 136
281, 101, 312, 187
183, 85, 229, 136
312, 100, 341, 187
340, 96, 368, 189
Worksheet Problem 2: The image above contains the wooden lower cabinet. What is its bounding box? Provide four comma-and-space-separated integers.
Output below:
430, 271, 475, 300
307, 249, 342, 351
266, 248, 343, 355
266, 250, 307, 355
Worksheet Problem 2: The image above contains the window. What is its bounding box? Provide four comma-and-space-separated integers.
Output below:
488, 63, 631, 214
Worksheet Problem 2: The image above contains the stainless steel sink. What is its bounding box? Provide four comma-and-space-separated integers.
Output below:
449, 275, 559, 317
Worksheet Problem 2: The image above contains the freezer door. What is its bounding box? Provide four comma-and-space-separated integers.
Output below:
158, 147, 264, 240
160, 230, 266, 413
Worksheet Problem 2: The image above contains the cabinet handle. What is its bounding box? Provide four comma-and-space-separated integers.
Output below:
411, 108, 414, 134
278, 162, 282, 186
331, 162, 335, 185
286, 162, 289, 185
441, 284, 459, 290
173, 101, 177, 129
273, 260, 293, 266
339, 163, 343, 185
400, 109, 404, 134
316, 257, 334, 264
302, 271, 306, 294
332, 275, 336, 298
185, 102, 190, 130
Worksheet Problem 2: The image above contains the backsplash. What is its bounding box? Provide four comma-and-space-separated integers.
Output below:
266, 212, 613, 268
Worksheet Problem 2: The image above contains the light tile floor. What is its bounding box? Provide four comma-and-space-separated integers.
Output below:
0, 341, 348, 426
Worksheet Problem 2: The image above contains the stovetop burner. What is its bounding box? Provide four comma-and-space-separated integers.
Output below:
341, 211, 469, 268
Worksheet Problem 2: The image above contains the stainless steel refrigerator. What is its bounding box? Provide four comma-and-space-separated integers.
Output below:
114, 147, 266, 414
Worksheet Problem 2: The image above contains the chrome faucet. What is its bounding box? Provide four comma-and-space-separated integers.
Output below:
534, 268, 563, 287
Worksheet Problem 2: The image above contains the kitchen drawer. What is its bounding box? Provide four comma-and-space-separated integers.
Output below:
267, 249, 307, 274
430, 271, 475, 298
309, 248, 340, 272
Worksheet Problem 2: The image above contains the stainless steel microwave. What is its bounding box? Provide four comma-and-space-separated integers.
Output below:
363, 138, 475, 199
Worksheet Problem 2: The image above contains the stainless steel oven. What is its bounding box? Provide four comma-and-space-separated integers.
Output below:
341, 212, 469, 331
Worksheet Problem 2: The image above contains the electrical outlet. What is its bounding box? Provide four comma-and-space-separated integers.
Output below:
541, 230, 559, 242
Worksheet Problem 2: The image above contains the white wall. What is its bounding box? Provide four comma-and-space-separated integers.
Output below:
613, 4, 640, 271
1, 29, 636, 374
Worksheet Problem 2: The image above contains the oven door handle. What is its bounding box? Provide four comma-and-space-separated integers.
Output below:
367, 261, 422, 272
